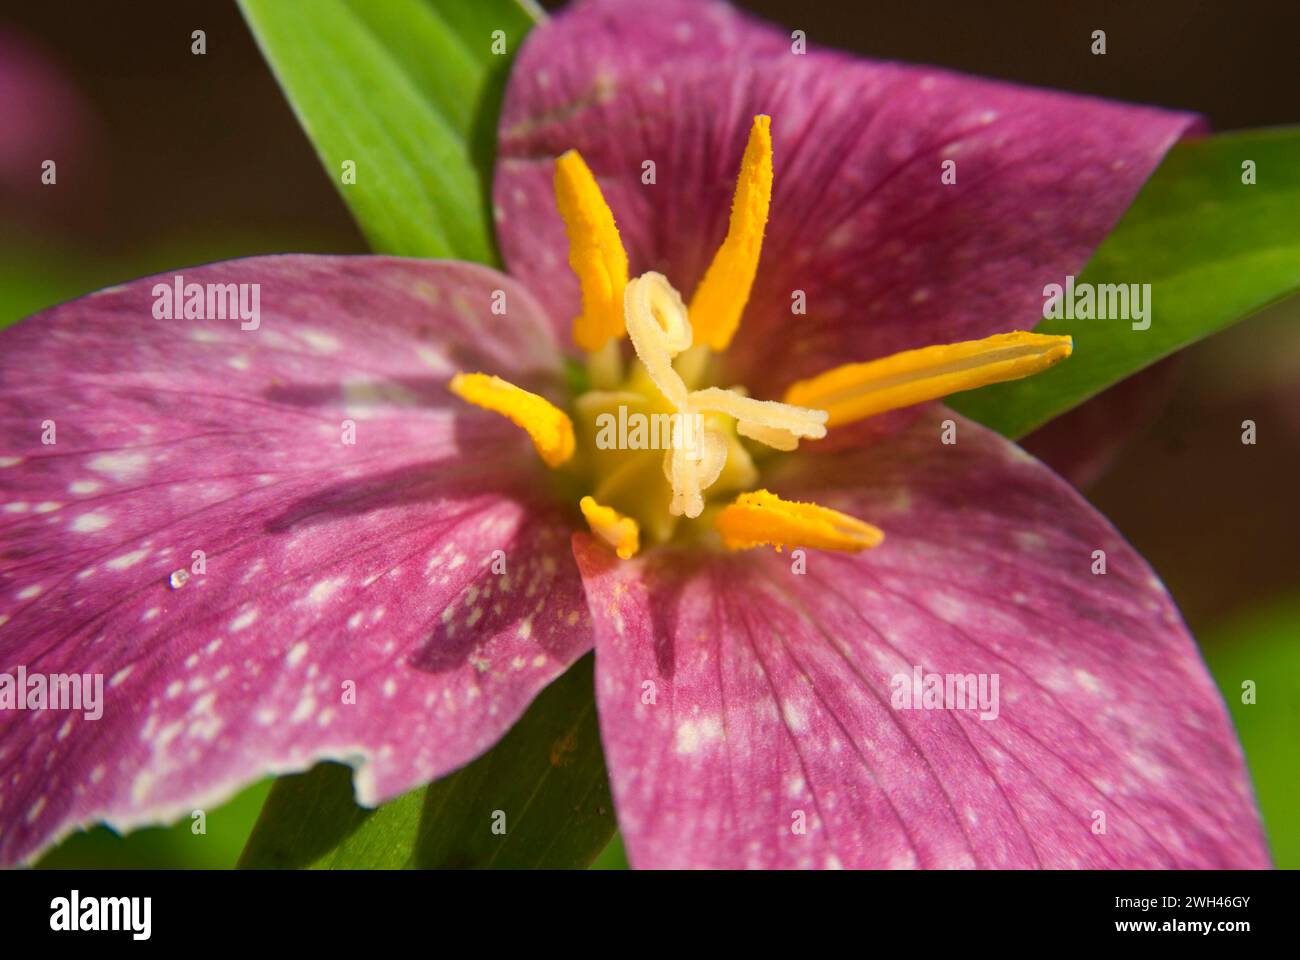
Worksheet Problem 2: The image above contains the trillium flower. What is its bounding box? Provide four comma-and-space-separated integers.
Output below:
0, 0, 1268, 868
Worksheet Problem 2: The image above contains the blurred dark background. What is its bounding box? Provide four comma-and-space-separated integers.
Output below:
5, 1, 1300, 251
3, 0, 1297, 867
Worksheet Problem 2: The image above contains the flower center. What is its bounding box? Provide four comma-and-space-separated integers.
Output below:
448, 114, 1074, 561
570, 269, 829, 546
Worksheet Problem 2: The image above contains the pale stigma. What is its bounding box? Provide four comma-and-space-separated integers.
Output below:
622, 272, 828, 518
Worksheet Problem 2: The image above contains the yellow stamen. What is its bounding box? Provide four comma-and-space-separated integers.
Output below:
783, 331, 1074, 427
715, 489, 884, 553
554, 150, 629, 352
580, 496, 640, 559
688, 115, 773, 351
449, 372, 575, 468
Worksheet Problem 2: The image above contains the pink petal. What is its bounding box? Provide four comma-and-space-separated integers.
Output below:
496, 0, 1199, 389
574, 406, 1267, 868
0, 255, 591, 865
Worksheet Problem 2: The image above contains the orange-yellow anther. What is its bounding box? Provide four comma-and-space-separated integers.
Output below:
784, 332, 1074, 427
715, 489, 883, 553
449, 372, 575, 468
688, 115, 774, 351
580, 496, 640, 559
554, 150, 629, 352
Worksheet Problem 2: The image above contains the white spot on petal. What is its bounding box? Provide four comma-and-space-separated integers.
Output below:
231, 609, 258, 632
301, 330, 340, 353
107, 548, 149, 571
307, 577, 345, 606
72, 512, 111, 533
87, 451, 148, 482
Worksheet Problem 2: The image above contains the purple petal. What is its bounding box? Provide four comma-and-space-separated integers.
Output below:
0, 255, 591, 865
496, 0, 1199, 389
574, 407, 1267, 868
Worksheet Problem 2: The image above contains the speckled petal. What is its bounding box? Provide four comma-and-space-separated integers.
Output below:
574, 407, 1267, 868
0, 255, 591, 865
496, 0, 1199, 390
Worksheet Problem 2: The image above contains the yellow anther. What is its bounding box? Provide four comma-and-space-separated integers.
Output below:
580, 496, 641, 559
688, 115, 773, 351
715, 489, 884, 553
448, 372, 575, 468
784, 331, 1074, 427
554, 150, 629, 352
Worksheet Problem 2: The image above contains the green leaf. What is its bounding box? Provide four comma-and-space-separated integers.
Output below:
34, 780, 272, 869
237, 0, 538, 264
1202, 598, 1300, 869
951, 127, 1300, 437
590, 832, 630, 870
0, 230, 358, 330
238, 653, 614, 869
